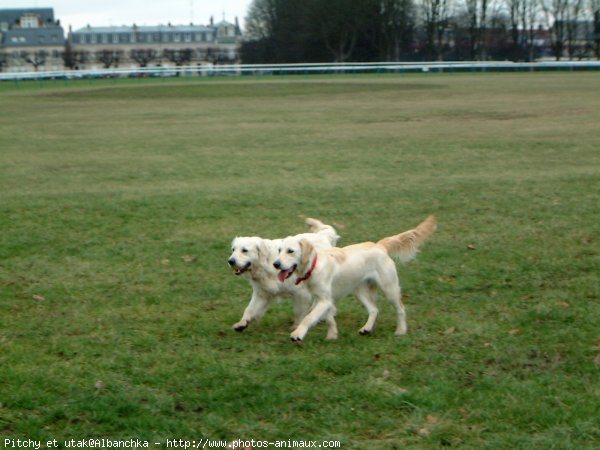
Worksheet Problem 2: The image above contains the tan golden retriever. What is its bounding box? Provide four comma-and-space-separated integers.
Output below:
228, 218, 340, 333
273, 215, 436, 341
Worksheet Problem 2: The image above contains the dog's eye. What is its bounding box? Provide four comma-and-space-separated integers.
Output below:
287, 249, 295, 254
242, 248, 248, 253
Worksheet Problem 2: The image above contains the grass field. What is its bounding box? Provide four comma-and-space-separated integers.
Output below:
1, 72, 599, 449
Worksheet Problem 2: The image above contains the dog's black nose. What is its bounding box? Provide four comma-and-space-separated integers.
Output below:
228, 258, 236, 266
273, 260, 281, 269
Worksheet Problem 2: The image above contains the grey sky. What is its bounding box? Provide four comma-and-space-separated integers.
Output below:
0, 0, 251, 31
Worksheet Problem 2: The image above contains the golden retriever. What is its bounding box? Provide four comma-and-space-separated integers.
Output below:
273, 215, 436, 341
228, 218, 340, 333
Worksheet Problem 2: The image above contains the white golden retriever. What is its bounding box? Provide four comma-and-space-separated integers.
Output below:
274, 215, 436, 341
228, 218, 340, 333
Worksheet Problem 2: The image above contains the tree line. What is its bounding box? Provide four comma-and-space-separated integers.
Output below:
241, 0, 600, 63
62, 45, 234, 69
0, 46, 236, 72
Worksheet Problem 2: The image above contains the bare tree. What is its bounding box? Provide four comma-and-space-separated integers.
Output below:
21, 50, 48, 71
162, 48, 193, 65
130, 49, 158, 67
420, 0, 453, 59
204, 47, 216, 63
245, 0, 278, 41
593, 0, 600, 58
521, 0, 541, 60
0, 52, 7, 72
96, 49, 123, 68
505, 0, 540, 61
310, 0, 370, 62
163, 49, 193, 75
506, 0, 523, 59
379, 0, 416, 61
462, 0, 498, 59
565, 0, 584, 58
542, 0, 569, 59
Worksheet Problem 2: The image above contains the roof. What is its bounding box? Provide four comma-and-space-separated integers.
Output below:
1, 27, 64, 47
73, 24, 215, 34
0, 8, 55, 26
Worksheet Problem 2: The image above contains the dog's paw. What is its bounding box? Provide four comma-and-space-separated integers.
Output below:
233, 321, 248, 332
358, 328, 371, 336
290, 329, 305, 342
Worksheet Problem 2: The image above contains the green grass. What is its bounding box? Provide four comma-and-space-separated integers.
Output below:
1, 72, 599, 449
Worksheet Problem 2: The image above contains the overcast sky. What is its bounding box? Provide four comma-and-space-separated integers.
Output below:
0, 0, 252, 31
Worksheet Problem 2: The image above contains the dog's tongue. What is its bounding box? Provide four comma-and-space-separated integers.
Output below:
277, 270, 289, 283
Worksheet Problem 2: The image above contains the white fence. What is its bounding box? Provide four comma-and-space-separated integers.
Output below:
1, 60, 599, 81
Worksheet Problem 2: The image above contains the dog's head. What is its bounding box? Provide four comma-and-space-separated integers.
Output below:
228, 236, 267, 276
273, 237, 316, 283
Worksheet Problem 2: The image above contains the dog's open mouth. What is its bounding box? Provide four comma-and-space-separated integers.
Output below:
232, 262, 251, 275
277, 265, 297, 283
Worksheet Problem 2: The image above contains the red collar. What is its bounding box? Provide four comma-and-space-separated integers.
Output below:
295, 255, 318, 285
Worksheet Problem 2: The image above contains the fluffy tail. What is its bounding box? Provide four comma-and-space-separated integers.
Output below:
377, 215, 436, 263
304, 217, 341, 246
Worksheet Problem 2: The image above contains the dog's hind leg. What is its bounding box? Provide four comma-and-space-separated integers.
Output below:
233, 292, 270, 332
389, 286, 407, 336
325, 305, 338, 340
355, 282, 379, 335
379, 261, 407, 335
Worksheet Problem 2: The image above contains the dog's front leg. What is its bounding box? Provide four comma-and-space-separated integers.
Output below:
233, 292, 269, 332
292, 292, 312, 328
290, 296, 333, 342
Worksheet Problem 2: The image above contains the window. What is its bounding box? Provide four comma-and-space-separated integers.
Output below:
184, 33, 192, 42
112, 34, 119, 43
101, 34, 108, 44
20, 14, 39, 29
174, 33, 181, 42
91, 34, 97, 44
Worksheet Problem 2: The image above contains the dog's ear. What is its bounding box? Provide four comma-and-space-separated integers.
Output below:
256, 239, 270, 264
299, 239, 316, 273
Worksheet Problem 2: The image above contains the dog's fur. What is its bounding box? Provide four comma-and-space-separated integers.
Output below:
274, 215, 436, 341
228, 218, 340, 332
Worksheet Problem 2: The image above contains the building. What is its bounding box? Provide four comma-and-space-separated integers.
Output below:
1, 7, 243, 73
68, 18, 243, 70
0, 8, 65, 72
